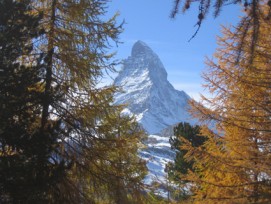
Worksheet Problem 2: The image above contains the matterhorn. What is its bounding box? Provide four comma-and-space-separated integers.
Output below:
114, 40, 192, 134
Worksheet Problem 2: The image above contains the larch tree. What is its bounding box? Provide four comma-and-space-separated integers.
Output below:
180, 2, 271, 203
31, 0, 147, 203
1, 0, 147, 203
82, 110, 147, 203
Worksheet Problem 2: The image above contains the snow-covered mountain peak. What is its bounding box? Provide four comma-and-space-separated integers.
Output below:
114, 41, 192, 134
131, 40, 154, 57
116, 40, 167, 86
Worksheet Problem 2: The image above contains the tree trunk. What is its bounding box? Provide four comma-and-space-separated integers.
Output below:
41, 0, 56, 129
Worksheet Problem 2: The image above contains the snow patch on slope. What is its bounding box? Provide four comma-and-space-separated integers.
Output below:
140, 135, 174, 183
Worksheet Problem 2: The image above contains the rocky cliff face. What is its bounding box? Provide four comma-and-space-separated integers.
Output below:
114, 40, 192, 134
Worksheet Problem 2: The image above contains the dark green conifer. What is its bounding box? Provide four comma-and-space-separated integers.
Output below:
0, 0, 62, 202
167, 122, 207, 200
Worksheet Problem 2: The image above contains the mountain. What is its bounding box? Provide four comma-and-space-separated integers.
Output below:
114, 40, 192, 134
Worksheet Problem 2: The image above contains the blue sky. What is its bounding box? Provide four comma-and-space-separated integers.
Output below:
107, 1, 242, 100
